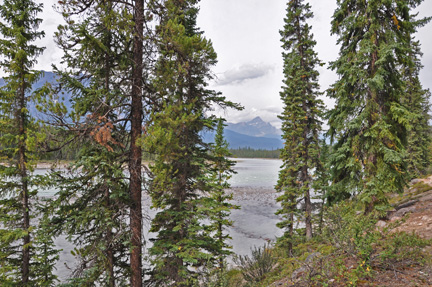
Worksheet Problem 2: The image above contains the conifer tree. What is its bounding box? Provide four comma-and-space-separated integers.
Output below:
0, 0, 58, 284
402, 40, 431, 178
327, 0, 431, 212
146, 1, 239, 285
275, 0, 323, 247
46, 0, 138, 285
207, 118, 238, 276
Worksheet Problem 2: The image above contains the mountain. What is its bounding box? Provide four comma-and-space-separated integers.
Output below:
226, 116, 282, 139
0, 71, 73, 116
202, 128, 283, 150
2, 73, 283, 150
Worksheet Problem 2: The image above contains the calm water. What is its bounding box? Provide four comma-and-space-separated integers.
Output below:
230, 158, 281, 188
228, 158, 283, 256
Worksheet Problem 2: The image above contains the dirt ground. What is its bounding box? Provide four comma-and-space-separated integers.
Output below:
389, 177, 432, 240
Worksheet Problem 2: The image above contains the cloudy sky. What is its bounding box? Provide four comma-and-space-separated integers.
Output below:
4, 0, 432, 128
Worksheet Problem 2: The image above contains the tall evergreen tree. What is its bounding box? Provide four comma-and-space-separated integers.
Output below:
0, 0, 59, 285
275, 0, 323, 247
46, 0, 139, 285
129, 0, 145, 285
327, 0, 431, 212
145, 1, 239, 285
402, 40, 431, 178
207, 118, 238, 276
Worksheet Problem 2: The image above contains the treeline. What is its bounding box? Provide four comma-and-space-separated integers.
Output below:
229, 147, 281, 159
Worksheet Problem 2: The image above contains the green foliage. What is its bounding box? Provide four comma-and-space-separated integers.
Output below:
326, 0, 431, 212
229, 148, 280, 159
233, 244, 276, 285
30, 208, 60, 286
206, 118, 239, 279
276, 0, 324, 244
401, 40, 432, 179
0, 0, 60, 284
44, 0, 134, 285
49, 150, 130, 285
145, 1, 241, 285
249, 201, 432, 286
321, 202, 380, 261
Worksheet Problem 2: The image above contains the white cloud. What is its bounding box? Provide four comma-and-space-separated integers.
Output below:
216, 63, 274, 86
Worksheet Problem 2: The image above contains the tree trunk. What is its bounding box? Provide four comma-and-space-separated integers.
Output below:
130, 0, 144, 285
103, 9, 115, 285
18, 76, 30, 285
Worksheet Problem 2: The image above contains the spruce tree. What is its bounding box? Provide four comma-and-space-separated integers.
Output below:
207, 118, 238, 276
402, 40, 431, 178
327, 0, 431, 212
0, 0, 58, 285
46, 0, 137, 285
146, 1, 239, 285
275, 0, 323, 247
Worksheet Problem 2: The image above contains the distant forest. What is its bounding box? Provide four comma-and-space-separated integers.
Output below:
229, 147, 281, 159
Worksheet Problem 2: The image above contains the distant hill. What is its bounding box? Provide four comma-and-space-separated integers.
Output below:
227, 116, 282, 139
0, 71, 73, 118
202, 128, 283, 150
1, 72, 284, 150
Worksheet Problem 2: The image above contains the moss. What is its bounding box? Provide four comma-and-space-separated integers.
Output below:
411, 181, 432, 195
389, 181, 432, 207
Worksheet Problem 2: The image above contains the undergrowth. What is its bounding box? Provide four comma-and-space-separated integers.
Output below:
218, 201, 432, 286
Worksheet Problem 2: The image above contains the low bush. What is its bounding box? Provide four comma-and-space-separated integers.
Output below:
233, 244, 276, 285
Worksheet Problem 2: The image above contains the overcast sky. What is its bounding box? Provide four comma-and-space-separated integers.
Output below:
3, 0, 432, 128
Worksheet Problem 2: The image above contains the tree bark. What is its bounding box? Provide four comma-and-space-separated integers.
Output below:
130, 0, 144, 285
18, 75, 30, 285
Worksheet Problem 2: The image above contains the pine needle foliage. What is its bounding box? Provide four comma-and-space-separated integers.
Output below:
0, 0, 58, 285
276, 0, 323, 247
207, 118, 239, 276
46, 1, 134, 285
326, 0, 431, 213
401, 40, 432, 178
145, 1, 240, 285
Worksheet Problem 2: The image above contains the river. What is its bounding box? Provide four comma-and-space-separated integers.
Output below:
37, 158, 283, 280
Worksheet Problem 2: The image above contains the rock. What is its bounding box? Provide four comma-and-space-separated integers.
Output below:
376, 220, 386, 228
410, 179, 422, 185
392, 206, 417, 218
305, 252, 321, 263
291, 252, 321, 282
385, 209, 397, 220
421, 193, 432, 202
291, 266, 307, 282
395, 200, 418, 210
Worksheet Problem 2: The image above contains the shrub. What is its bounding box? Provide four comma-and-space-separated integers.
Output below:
233, 244, 276, 285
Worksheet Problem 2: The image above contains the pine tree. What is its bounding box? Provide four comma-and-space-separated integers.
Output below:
327, 0, 431, 213
402, 40, 431, 178
46, 0, 137, 285
129, 0, 145, 285
207, 118, 238, 276
275, 0, 323, 248
145, 1, 240, 285
0, 0, 58, 284
313, 138, 331, 234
